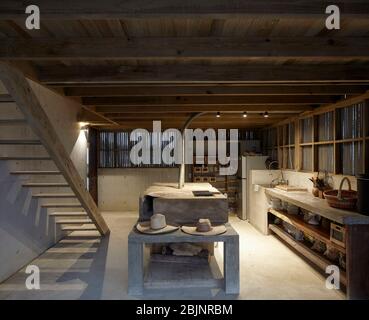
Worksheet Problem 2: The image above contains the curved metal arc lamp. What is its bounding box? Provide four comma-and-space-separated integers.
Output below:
178, 112, 207, 189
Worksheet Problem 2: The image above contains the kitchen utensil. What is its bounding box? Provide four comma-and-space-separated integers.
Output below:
330, 223, 346, 248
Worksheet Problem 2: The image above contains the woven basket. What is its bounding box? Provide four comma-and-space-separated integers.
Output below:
324, 177, 357, 210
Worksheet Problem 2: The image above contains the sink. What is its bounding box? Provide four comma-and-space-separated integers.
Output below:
253, 184, 275, 189
274, 185, 307, 192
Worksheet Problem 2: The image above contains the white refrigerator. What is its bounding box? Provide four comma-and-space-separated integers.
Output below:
237, 155, 269, 220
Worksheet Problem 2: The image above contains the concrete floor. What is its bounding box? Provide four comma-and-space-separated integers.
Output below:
0, 212, 345, 300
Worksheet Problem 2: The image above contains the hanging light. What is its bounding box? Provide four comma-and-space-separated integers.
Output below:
263, 111, 269, 118
243, 112, 248, 118
216, 112, 221, 118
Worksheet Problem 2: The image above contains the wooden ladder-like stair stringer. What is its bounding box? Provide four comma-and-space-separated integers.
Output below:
0, 64, 109, 236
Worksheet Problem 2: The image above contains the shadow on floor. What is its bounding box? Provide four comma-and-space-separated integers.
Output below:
54, 233, 111, 299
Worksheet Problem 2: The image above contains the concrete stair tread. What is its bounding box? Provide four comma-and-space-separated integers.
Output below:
11, 171, 61, 175
0, 139, 41, 145
0, 94, 13, 102
56, 219, 92, 224
0, 156, 51, 160
42, 203, 83, 208
62, 225, 97, 231
33, 193, 76, 198
49, 212, 87, 217
23, 182, 69, 187
0, 119, 27, 125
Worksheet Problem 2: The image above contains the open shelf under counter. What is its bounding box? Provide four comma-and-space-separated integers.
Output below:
268, 208, 345, 253
269, 224, 347, 286
265, 187, 369, 225
264, 187, 369, 299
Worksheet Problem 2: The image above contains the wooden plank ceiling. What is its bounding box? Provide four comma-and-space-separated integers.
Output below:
1, 0, 369, 130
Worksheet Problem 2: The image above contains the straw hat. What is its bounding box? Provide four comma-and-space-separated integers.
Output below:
181, 218, 227, 236
136, 213, 178, 234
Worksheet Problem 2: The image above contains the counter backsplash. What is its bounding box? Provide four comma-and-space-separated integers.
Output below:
250, 170, 357, 191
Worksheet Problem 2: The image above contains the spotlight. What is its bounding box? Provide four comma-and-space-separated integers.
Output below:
216, 112, 221, 118
79, 122, 89, 128
263, 112, 269, 118
243, 112, 248, 118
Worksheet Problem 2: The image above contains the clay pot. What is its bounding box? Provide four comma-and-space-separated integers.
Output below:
312, 187, 319, 197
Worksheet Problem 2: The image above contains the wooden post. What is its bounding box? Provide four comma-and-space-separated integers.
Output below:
346, 224, 369, 299
294, 119, 300, 171
88, 127, 99, 204
0, 62, 109, 235
363, 100, 369, 173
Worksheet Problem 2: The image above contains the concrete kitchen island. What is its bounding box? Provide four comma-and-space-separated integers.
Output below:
129, 182, 239, 296
128, 223, 239, 295
139, 182, 229, 224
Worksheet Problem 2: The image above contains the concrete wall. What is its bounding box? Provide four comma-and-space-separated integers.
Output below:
28, 80, 88, 184
0, 79, 88, 283
98, 168, 179, 211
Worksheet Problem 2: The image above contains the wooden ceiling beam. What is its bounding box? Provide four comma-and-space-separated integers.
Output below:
104, 113, 289, 119
94, 105, 312, 113
64, 84, 369, 97
95, 121, 282, 130
38, 65, 369, 84
0, 1, 368, 19
80, 115, 288, 123
2, 37, 369, 60
83, 95, 337, 106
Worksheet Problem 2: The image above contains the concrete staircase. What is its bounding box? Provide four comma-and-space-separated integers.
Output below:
0, 99, 98, 235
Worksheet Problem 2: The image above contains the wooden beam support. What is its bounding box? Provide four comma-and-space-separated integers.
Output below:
2, 37, 369, 60
94, 105, 313, 113
105, 113, 289, 120
0, 1, 368, 19
96, 121, 281, 130
79, 111, 290, 121
5, 61, 40, 82
83, 95, 336, 106
0, 62, 109, 235
269, 91, 369, 128
38, 65, 369, 84
78, 107, 120, 126
64, 84, 369, 97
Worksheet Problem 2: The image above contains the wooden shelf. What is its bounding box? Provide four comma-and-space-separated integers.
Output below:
269, 224, 346, 286
192, 159, 239, 210
269, 208, 345, 253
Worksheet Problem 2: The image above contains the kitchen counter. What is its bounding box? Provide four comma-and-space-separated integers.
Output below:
265, 187, 369, 225
143, 182, 227, 199
139, 182, 228, 225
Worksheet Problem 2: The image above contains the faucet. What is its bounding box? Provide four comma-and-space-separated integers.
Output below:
268, 160, 288, 187
268, 160, 279, 171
